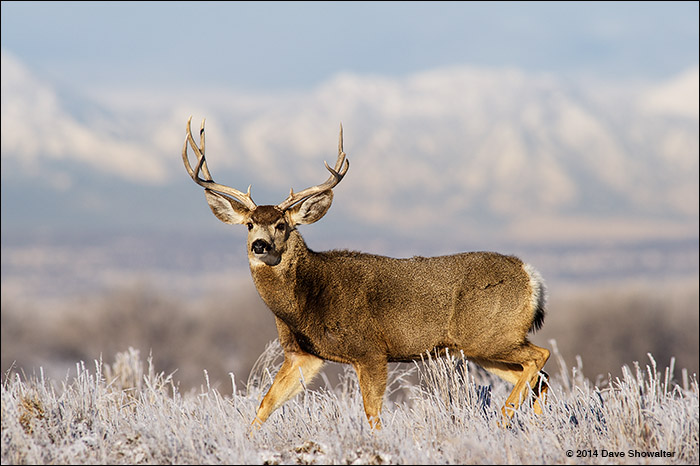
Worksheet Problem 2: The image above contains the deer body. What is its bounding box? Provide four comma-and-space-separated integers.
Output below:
252, 234, 541, 364
182, 118, 550, 429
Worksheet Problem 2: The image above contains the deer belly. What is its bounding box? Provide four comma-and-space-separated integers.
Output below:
381, 317, 450, 361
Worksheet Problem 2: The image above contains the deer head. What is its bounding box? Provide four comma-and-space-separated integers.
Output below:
181, 117, 349, 267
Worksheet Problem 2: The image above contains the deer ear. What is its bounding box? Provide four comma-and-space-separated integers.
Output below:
204, 190, 250, 225
288, 191, 333, 225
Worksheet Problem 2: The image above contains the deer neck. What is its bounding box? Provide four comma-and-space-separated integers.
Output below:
249, 229, 316, 322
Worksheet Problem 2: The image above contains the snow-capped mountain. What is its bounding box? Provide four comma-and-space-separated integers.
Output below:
1, 49, 697, 247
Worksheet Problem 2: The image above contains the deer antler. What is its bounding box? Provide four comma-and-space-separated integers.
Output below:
276, 124, 350, 211
182, 117, 258, 211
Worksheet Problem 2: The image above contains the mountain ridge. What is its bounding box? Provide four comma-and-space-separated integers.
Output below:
2, 50, 697, 245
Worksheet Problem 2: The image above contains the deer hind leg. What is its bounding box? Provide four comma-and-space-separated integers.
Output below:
474, 342, 550, 420
353, 358, 388, 430
531, 370, 549, 415
501, 343, 549, 420
252, 351, 324, 429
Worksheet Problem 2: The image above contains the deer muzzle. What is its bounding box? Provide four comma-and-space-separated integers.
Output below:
249, 238, 282, 265
252, 239, 272, 255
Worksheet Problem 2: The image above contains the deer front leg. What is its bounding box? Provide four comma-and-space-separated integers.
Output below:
353, 358, 388, 430
252, 350, 324, 429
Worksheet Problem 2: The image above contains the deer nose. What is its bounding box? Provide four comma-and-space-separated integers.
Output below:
252, 239, 272, 255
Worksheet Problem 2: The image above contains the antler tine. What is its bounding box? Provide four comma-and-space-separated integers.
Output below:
182, 117, 257, 210
197, 118, 214, 180
277, 123, 349, 211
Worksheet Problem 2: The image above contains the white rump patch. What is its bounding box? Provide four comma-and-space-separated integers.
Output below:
523, 263, 547, 313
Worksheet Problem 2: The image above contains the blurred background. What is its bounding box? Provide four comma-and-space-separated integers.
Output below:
2, 1, 698, 391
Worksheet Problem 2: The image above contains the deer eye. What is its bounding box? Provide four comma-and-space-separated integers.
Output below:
247, 223, 254, 231
275, 223, 286, 232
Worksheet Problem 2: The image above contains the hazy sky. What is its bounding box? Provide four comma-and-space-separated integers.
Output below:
1, 1, 698, 244
2, 1, 698, 93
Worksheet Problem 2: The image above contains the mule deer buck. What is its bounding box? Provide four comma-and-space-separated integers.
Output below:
182, 117, 550, 429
